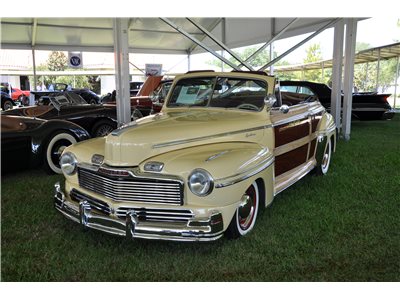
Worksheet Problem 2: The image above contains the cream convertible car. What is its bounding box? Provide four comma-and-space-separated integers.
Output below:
55, 71, 336, 241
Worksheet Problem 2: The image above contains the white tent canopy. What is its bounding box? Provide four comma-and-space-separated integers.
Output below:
1, 18, 338, 54
0, 17, 359, 139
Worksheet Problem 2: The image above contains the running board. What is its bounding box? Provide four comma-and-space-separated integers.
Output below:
274, 159, 316, 195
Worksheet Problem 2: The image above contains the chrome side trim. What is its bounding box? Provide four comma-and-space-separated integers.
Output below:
152, 125, 272, 149
214, 155, 274, 188
272, 111, 310, 126
272, 104, 325, 127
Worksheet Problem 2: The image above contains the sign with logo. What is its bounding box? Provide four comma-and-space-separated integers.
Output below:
145, 64, 162, 76
68, 52, 83, 68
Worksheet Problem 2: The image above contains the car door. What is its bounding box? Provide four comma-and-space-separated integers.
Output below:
271, 103, 312, 177
1, 119, 31, 173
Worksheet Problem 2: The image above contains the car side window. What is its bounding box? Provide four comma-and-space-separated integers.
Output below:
280, 86, 297, 93
298, 87, 315, 96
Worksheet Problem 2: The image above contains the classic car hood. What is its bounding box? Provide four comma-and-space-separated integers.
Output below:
3, 104, 115, 119
1, 115, 46, 132
104, 108, 267, 166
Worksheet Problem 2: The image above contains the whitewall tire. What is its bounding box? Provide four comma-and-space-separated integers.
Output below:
45, 132, 77, 174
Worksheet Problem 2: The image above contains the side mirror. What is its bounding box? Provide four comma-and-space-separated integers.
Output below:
280, 105, 290, 114
264, 94, 276, 108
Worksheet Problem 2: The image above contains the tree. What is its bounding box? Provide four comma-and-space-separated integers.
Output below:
353, 42, 398, 92
302, 43, 328, 83
29, 51, 96, 92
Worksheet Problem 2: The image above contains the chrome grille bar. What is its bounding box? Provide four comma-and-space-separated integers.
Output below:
78, 168, 183, 205
70, 189, 111, 215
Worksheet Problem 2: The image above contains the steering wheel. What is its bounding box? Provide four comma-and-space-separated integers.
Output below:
236, 103, 259, 111
304, 95, 318, 102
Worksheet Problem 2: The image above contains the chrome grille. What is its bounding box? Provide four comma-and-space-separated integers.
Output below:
78, 168, 183, 205
70, 189, 111, 215
116, 207, 194, 223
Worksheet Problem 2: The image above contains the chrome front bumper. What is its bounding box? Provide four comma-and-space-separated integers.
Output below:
54, 182, 224, 242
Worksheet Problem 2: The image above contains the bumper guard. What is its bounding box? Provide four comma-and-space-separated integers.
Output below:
54, 182, 224, 242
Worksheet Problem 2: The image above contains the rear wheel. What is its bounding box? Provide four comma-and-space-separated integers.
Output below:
316, 137, 332, 175
92, 120, 117, 137
226, 181, 259, 239
44, 132, 77, 174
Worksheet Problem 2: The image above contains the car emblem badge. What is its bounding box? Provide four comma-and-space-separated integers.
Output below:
91, 154, 104, 165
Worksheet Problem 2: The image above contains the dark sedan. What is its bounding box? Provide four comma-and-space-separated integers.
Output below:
1, 91, 18, 111
3, 92, 119, 137
1, 115, 90, 174
279, 80, 394, 120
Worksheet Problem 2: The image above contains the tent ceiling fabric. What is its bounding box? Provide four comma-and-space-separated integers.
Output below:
1, 17, 338, 54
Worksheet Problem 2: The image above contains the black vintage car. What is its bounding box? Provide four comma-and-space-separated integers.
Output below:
1, 115, 90, 174
2, 92, 119, 137
279, 80, 394, 120
31, 83, 100, 105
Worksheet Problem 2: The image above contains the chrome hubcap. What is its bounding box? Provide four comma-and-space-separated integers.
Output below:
238, 185, 257, 230
322, 153, 329, 168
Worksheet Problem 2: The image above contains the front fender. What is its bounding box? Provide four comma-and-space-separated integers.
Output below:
139, 142, 274, 207
30, 119, 91, 167
140, 142, 273, 183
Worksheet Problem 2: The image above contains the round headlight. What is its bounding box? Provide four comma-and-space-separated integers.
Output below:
188, 169, 214, 197
60, 152, 77, 175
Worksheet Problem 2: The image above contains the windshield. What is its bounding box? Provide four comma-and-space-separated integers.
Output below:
48, 92, 88, 109
167, 77, 267, 111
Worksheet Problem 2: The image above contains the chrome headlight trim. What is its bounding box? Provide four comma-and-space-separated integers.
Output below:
188, 168, 214, 197
60, 152, 78, 175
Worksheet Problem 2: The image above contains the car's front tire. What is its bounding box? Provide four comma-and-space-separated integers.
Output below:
44, 132, 77, 174
226, 181, 260, 239
2, 99, 14, 110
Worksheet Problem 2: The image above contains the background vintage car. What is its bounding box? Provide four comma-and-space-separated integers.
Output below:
54, 71, 336, 242
11, 87, 30, 104
279, 80, 394, 120
31, 83, 101, 105
1, 91, 18, 111
1, 115, 90, 174
101, 76, 173, 116
2, 92, 119, 137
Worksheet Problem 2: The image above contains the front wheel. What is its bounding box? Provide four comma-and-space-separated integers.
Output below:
44, 132, 77, 174
226, 181, 260, 239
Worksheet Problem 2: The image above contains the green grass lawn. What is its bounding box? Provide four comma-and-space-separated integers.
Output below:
1, 117, 399, 282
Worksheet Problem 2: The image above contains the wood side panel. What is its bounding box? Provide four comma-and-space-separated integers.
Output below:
275, 144, 309, 176
274, 118, 309, 147
308, 138, 317, 160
